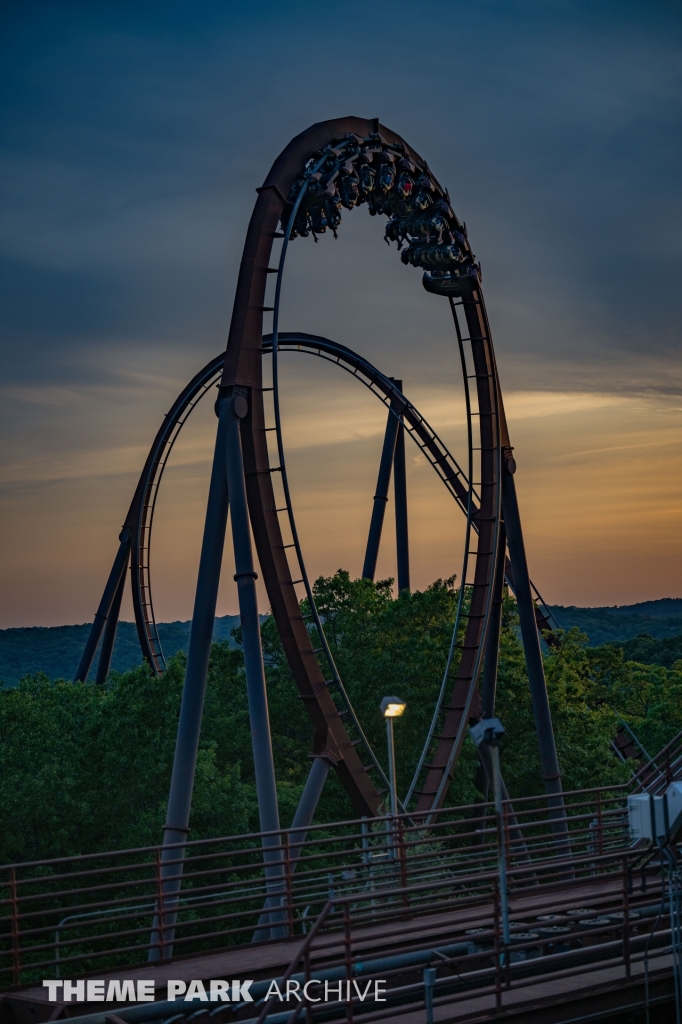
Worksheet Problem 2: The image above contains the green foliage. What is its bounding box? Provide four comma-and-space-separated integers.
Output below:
547, 600, 682, 645
0, 654, 251, 865
2, 570, 681, 866
614, 632, 682, 670
495, 608, 631, 797
496, 611, 682, 798
582, 639, 682, 758
0, 616, 243, 687
307, 570, 479, 809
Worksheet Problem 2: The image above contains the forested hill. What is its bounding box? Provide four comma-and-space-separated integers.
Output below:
0, 616, 242, 686
548, 598, 682, 646
1, 599, 680, 687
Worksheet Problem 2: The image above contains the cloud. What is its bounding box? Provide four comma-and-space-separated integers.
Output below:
1, 0, 681, 624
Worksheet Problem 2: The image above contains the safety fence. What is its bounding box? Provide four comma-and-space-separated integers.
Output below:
0, 790, 633, 988
1, 728, 680, 991
252, 848, 679, 1023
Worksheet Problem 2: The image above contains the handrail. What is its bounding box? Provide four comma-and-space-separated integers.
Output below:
2, 747, 681, 991
255, 898, 335, 1024
252, 845, 666, 1024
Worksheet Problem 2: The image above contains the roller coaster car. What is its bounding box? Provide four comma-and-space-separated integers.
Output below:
422, 270, 477, 297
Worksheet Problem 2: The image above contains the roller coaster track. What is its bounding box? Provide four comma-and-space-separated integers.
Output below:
86, 333, 552, 814
77, 117, 563, 823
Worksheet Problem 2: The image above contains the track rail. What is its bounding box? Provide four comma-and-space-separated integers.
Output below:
84, 330, 554, 818
121, 341, 472, 673
216, 117, 504, 816
123, 334, 478, 812
79, 118, 556, 817
113, 354, 226, 672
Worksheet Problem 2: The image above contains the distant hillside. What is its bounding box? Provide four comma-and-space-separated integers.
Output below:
0, 616, 243, 686
548, 599, 682, 647
616, 633, 682, 669
2, 599, 680, 686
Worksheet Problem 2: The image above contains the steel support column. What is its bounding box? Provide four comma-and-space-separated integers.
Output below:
222, 389, 284, 939
480, 521, 507, 719
393, 380, 410, 593
94, 562, 128, 685
149, 409, 230, 960
477, 525, 536, 878
75, 531, 131, 682
252, 756, 331, 942
502, 460, 570, 848
362, 393, 401, 581
222, 390, 281, 838
291, 757, 331, 835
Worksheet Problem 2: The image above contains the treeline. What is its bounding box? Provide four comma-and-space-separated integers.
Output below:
548, 598, 682, 646
0, 616, 242, 686
3, 601, 681, 688
617, 632, 682, 669
1, 572, 680, 866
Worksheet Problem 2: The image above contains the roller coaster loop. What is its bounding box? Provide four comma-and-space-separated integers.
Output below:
77, 119, 571, 940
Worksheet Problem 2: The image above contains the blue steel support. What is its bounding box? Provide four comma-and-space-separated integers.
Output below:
475, 520, 506, 799
480, 521, 507, 719
221, 388, 284, 939
475, 506, 535, 875
362, 391, 401, 581
75, 532, 131, 682
502, 460, 570, 849
476, 520, 504, 799
94, 561, 128, 685
393, 380, 410, 593
291, 757, 331, 833
149, 410, 230, 960
253, 755, 331, 941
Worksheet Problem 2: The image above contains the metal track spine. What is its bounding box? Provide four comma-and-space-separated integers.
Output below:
405, 298, 475, 806
269, 149, 394, 799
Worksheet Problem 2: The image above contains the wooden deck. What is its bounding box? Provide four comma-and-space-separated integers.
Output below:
8, 873, 671, 1024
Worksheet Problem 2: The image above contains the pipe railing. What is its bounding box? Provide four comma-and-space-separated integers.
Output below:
0, 769, 665, 990
254, 852, 674, 1023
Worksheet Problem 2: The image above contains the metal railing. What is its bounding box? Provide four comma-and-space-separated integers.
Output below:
0, 729, 680, 991
253, 850, 676, 1023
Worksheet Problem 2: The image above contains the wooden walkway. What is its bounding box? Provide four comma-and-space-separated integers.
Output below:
14, 877, 618, 993
8, 874, 673, 1024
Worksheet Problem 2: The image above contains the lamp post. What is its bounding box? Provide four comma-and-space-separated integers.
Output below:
469, 717, 510, 946
381, 696, 406, 863
380, 696, 407, 817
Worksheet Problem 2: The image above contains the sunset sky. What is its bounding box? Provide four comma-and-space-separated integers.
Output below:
1, 0, 681, 627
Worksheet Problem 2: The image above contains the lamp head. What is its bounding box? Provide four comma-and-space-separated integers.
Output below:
380, 696, 407, 718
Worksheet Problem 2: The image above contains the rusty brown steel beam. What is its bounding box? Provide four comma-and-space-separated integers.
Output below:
415, 292, 503, 813
217, 120, 413, 817
77, 118, 558, 822
216, 118, 494, 818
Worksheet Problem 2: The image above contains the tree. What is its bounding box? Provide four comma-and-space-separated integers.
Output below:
2, 571, 674, 865
0, 657, 251, 864
494, 607, 631, 797
582, 639, 682, 758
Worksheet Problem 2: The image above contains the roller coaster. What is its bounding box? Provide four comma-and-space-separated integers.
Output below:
3, 116, 682, 1024
78, 116, 570, 878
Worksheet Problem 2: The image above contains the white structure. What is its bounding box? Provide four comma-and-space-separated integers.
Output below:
628, 781, 682, 843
